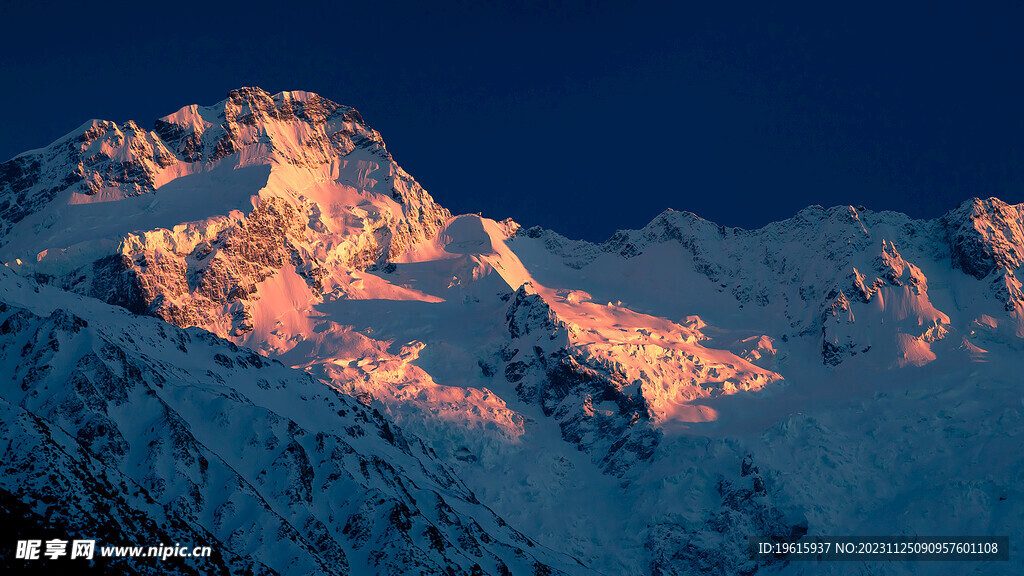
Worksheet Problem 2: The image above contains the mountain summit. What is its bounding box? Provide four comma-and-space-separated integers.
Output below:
0, 87, 449, 337
1, 88, 1022, 575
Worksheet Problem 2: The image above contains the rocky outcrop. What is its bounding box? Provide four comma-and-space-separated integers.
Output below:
516, 199, 1024, 367
0, 87, 450, 338
645, 456, 807, 576
502, 284, 661, 476
943, 198, 1024, 316
0, 271, 591, 575
0, 119, 176, 239
943, 197, 1024, 280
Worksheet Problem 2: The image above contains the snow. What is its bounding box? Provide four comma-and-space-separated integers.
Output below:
5, 163, 268, 276
1, 87, 1022, 575
0, 265, 592, 575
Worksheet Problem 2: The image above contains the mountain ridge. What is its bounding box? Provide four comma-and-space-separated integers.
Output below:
0, 265, 593, 575
0, 87, 450, 339
1, 87, 1022, 575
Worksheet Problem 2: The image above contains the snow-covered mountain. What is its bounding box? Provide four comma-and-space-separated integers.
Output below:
2, 88, 1021, 575
0, 267, 591, 576
0, 87, 449, 338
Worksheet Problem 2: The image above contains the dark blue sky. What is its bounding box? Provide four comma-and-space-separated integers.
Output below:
2, 1, 1022, 241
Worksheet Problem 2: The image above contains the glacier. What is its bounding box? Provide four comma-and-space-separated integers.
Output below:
0, 87, 1021, 575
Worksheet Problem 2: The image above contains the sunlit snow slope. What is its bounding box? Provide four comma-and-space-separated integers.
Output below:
1, 88, 1022, 575
0, 87, 449, 339
0, 266, 593, 576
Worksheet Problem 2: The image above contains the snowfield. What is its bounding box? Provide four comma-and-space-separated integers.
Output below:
1, 87, 1021, 575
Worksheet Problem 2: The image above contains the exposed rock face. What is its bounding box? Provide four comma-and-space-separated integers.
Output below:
152, 87, 370, 164
819, 239, 949, 366
0, 270, 591, 576
502, 284, 661, 476
942, 198, 1024, 318
645, 456, 807, 576
3, 88, 1024, 576
0, 87, 450, 338
515, 199, 1024, 365
499, 282, 776, 476
943, 197, 1024, 280
0, 118, 176, 238
79, 195, 318, 335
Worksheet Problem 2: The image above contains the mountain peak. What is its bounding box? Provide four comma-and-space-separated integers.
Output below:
220, 86, 352, 126
152, 86, 379, 165
0, 87, 396, 238
2, 89, 1024, 576
0, 88, 450, 337
943, 196, 1024, 280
